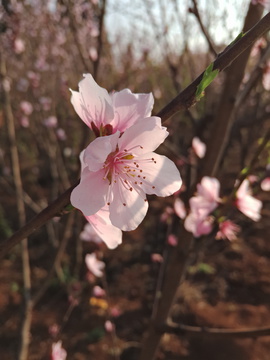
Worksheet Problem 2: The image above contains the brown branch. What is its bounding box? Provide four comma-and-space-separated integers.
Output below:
1, 11, 270, 262
163, 321, 270, 339
158, 10, 270, 122
199, 3, 265, 178
93, 0, 107, 81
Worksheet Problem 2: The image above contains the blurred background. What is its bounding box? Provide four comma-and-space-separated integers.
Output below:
1, 1, 270, 359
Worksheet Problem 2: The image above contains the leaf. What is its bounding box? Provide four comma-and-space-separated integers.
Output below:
196, 63, 219, 100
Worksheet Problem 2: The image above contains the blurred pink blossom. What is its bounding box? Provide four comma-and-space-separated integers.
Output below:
20, 116, 30, 128
167, 234, 178, 246
262, 61, 270, 90
27, 71, 40, 88
110, 306, 122, 317
105, 320, 115, 333
39, 96, 52, 111
251, 38, 267, 57
51, 341, 67, 360
85, 253, 105, 277
174, 198, 186, 219
192, 137, 206, 158
43, 116, 58, 128
92, 285, 106, 297
56, 128, 67, 141
151, 253, 163, 263
236, 180, 262, 221
49, 324, 60, 338
14, 38, 25, 54
160, 206, 174, 223
89, 46, 98, 61
70, 73, 154, 136
185, 213, 214, 237
20, 101, 33, 116
251, 0, 270, 9
184, 177, 220, 237
216, 220, 240, 241
261, 177, 270, 191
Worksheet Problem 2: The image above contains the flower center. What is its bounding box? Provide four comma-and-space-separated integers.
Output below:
102, 145, 157, 206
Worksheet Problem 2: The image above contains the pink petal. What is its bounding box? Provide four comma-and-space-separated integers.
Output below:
85, 206, 122, 249
70, 168, 107, 215
261, 177, 270, 191
84, 132, 119, 171
237, 195, 262, 221
236, 179, 250, 199
197, 177, 220, 203
109, 180, 149, 231
192, 137, 206, 158
118, 117, 168, 154
70, 74, 114, 130
110, 89, 154, 132
174, 198, 186, 219
136, 153, 182, 196
85, 253, 105, 277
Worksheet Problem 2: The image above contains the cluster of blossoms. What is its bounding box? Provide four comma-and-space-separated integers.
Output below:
177, 177, 263, 240
70, 74, 182, 249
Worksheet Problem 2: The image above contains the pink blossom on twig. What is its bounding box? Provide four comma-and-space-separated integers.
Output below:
85, 253, 105, 278
71, 117, 181, 231
236, 180, 262, 221
216, 220, 240, 241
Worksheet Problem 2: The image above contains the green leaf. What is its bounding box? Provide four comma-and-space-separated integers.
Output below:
196, 63, 219, 100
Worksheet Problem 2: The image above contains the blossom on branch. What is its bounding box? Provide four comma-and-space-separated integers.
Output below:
51, 341, 67, 360
70, 73, 154, 136
85, 253, 105, 278
184, 177, 220, 237
236, 180, 262, 221
192, 137, 206, 158
71, 117, 182, 231
216, 220, 240, 241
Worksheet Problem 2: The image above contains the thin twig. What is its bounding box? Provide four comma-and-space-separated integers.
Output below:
1, 55, 32, 360
189, 0, 217, 57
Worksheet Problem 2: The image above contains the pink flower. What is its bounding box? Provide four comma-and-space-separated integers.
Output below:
84, 206, 122, 249
56, 128, 67, 141
85, 253, 105, 277
14, 38, 25, 54
71, 117, 181, 231
236, 180, 262, 221
192, 137, 206, 158
197, 177, 220, 205
104, 320, 115, 333
261, 177, 270, 191
70, 73, 154, 136
43, 116, 58, 128
167, 234, 178, 246
51, 341, 67, 360
20, 101, 33, 116
216, 220, 240, 241
184, 177, 220, 237
89, 46, 98, 61
151, 253, 163, 263
184, 213, 214, 237
39, 96, 52, 111
92, 285, 106, 297
174, 198, 186, 219
20, 116, 30, 128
